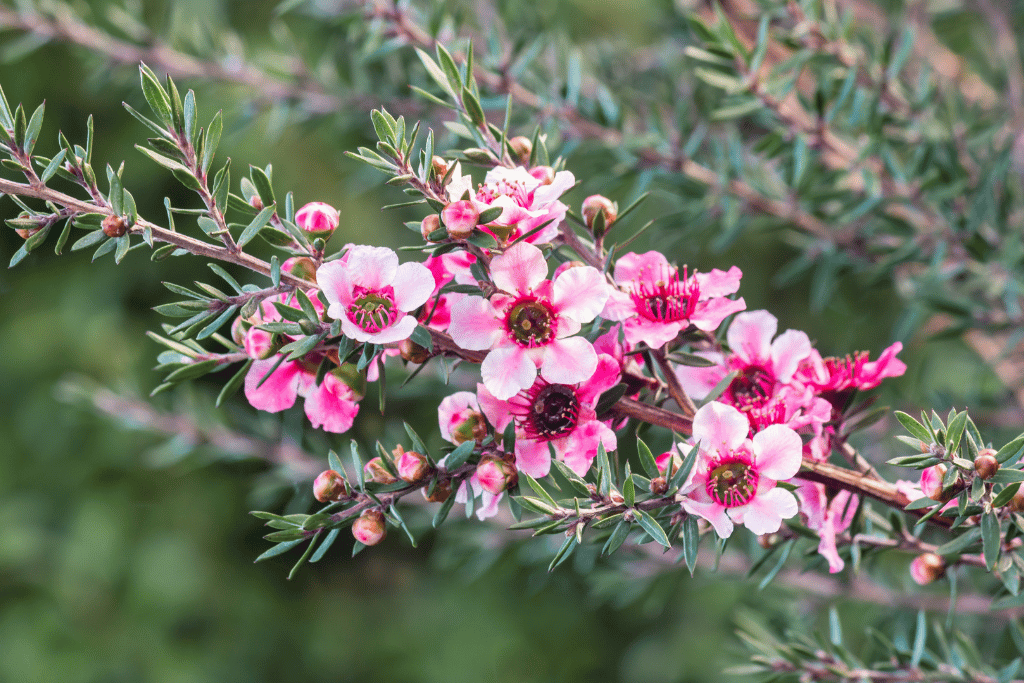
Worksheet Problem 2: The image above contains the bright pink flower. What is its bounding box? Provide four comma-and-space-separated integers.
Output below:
799, 343, 907, 394
476, 354, 620, 478
295, 201, 340, 237
448, 241, 610, 400
602, 251, 746, 349
681, 402, 802, 538
795, 480, 859, 573
454, 476, 503, 521
317, 245, 435, 344
418, 252, 477, 332
445, 163, 575, 244
243, 359, 361, 434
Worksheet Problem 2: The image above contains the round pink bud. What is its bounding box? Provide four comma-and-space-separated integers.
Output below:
313, 470, 348, 503
393, 445, 432, 483
244, 327, 278, 360
441, 200, 479, 239
528, 165, 555, 185
365, 456, 398, 484
476, 456, 518, 495
910, 552, 945, 585
352, 510, 387, 546
295, 202, 340, 238
581, 195, 617, 236
920, 464, 948, 501
421, 214, 441, 241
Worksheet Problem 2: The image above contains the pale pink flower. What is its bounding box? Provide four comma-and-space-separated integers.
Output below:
440, 200, 479, 237
317, 245, 435, 344
477, 353, 621, 477
244, 359, 360, 434
448, 241, 610, 400
454, 476, 503, 521
445, 163, 575, 244
295, 201, 340, 237
795, 480, 859, 573
602, 251, 746, 349
681, 402, 802, 538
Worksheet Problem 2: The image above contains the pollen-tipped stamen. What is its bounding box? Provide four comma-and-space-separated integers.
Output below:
510, 382, 581, 441
505, 298, 556, 347
630, 264, 700, 324
706, 457, 759, 507
348, 288, 398, 334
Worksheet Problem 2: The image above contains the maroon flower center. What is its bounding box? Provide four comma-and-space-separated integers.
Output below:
706, 457, 758, 507
505, 297, 556, 347
347, 285, 398, 334
629, 265, 700, 324
726, 366, 774, 409
522, 383, 580, 440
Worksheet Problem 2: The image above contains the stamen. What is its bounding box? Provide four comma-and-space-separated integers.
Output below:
347, 286, 398, 334
505, 297, 556, 347
629, 264, 700, 323
706, 456, 758, 507
508, 382, 581, 441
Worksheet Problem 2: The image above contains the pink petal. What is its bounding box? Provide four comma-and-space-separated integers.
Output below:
562, 421, 617, 476
531, 170, 575, 206
694, 266, 742, 298
770, 329, 812, 383
476, 382, 514, 432
438, 391, 481, 443
622, 317, 683, 349
345, 245, 398, 291
795, 479, 827, 530
515, 438, 553, 478
858, 342, 907, 389
481, 345, 538, 400
244, 358, 304, 413
363, 314, 418, 345
539, 336, 598, 386
316, 259, 354, 308
490, 241, 548, 295
612, 251, 670, 286
682, 498, 734, 538
551, 266, 609, 322
448, 296, 503, 350
303, 373, 360, 433
742, 488, 798, 535
690, 296, 746, 333
674, 352, 726, 401
601, 290, 634, 322
577, 354, 622, 404
752, 424, 803, 481
727, 310, 777, 366
475, 491, 503, 520
393, 261, 436, 312
692, 402, 749, 456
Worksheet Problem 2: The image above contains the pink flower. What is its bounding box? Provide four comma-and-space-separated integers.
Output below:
602, 251, 746, 349
419, 252, 477, 332
799, 343, 907, 394
317, 245, 435, 344
477, 353, 620, 477
449, 241, 610, 400
295, 202, 340, 238
244, 359, 360, 434
440, 200, 479, 237
795, 480, 859, 573
455, 476, 503, 520
437, 391, 487, 445
445, 164, 575, 244
681, 402, 802, 538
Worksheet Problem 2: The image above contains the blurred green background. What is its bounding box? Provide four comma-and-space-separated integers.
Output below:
0, 0, 1014, 681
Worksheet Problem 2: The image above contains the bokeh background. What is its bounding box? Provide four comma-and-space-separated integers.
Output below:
0, 0, 1016, 681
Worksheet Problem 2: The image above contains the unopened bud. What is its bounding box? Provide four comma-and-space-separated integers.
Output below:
101, 214, 128, 238
451, 411, 488, 445
975, 449, 1000, 480
757, 533, 780, 549
249, 195, 264, 211
909, 552, 946, 585
352, 509, 387, 546
281, 257, 317, 284
508, 136, 532, 163
425, 479, 452, 503
581, 194, 617, 237
244, 327, 279, 360
650, 477, 668, 495
313, 469, 349, 502
399, 339, 431, 364
431, 156, 449, 181
1010, 491, 1024, 513
15, 226, 40, 239
609, 490, 625, 505
295, 202, 340, 239
393, 445, 432, 483
421, 214, 441, 241
476, 456, 518, 495
529, 165, 555, 185
365, 457, 398, 484
441, 200, 479, 239
921, 463, 951, 502
230, 316, 246, 345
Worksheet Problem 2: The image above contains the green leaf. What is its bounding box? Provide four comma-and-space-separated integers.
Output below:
254, 539, 304, 562
993, 482, 1022, 508
757, 539, 794, 590
431, 490, 457, 528
601, 520, 631, 556
409, 324, 433, 353
982, 510, 1001, 570
237, 204, 276, 249
249, 165, 275, 206
681, 514, 699, 576
634, 510, 671, 549
551, 460, 591, 497
895, 411, 933, 445
309, 528, 340, 563
202, 110, 222, 175
996, 434, 1024, 464
415, 48, 456, 99
637, 438, 660, 478
139, 63, 173, 126
183, 90, 197, 144
910, 610, 926, 668
945, 410, 968, 456
519, 471, 558, 510
215, 358, 252, 407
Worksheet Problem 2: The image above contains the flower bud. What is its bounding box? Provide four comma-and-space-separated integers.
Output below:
476, 455, 518, 495
650, 477, 668, 495
920, 463, 949, 501
425, 479, 452, 503
352, 510, 386, 546
1010, 491, 1024, 513
313, 469, 348, 503
431, 156, 449, 181
508, 136, 532, 163
250, 195, 264, 211
451, 411, 488, 445
609, 490, 625, 505
909, 552, 946, 585
393, 445, 432, 483
365, 456, 398, 484
975, 449, 999, 480
102, 214, 128, 238
231, 316, 247, 345
399, 339, 431, 364
529, 165, 555, 185
441, 200, 479, 239
581, 194, 617, 237
757, 533, 780, 549
421, 214, 441, 241
281, 257, 318, 284
295, 202, 340, 239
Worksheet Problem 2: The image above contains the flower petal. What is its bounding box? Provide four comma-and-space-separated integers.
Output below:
303, 373, 360, 433
344, 245, 398, 290
741, 488, 798, 535
692, 401, 749, 456
393, 261, 436, 311
682, 498, 734, 538
364, 314, 418, 345
316, 259, 354, 308
694, 266, 742, 298
481, 345, 538, 400
752, 424, 803, 481
539, 336, 598, 385
244, 358, 303, 413
612, 251, 669, 286
448, 296, 503, 350
490, 241, 548, 295
770, 329, 812, 383
551, 266, 609, 322
515, 438, 553, 478
690, 296, 746, 333
577, 354, 622, 404
727, 310, 777, 366
476, 382, 514, 432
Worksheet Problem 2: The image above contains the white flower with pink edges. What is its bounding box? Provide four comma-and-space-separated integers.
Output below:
448, 241, 610, 400
476, 353, 621, 478
317, 245, 434, 344
602, 251, 746, 349
445, 163, 575, 244
681, 402, 802, 538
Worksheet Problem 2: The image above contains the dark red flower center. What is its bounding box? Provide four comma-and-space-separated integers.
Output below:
629, 265, 700, 324
726, 366, 774, 409
706, 456, 758, 507
347, 286, 398, 334
505, 297, 556, 347
511, 383, 580, 440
